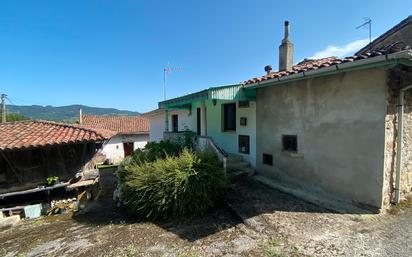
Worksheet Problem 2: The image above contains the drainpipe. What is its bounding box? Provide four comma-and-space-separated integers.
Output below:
395, 84, 412, 203
164, 109, 169, 132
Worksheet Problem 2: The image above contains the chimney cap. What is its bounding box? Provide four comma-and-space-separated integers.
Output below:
284, 20, 289, 26
264, 65, 272, 74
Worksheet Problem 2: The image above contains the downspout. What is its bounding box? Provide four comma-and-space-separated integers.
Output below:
164, 109, 169, 134
395, 84, 412, 203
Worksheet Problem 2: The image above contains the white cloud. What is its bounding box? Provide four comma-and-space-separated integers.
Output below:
308, 39, 370, 59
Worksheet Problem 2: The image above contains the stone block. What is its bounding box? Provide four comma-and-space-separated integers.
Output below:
0, 215, 20, 230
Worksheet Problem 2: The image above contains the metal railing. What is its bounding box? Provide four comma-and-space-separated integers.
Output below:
196, 136, 228, 173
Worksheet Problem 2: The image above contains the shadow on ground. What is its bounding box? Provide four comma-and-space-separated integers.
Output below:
73, 168, 336, 242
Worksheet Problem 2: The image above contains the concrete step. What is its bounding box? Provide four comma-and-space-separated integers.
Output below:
230, 167, 255, 176
228, 167, 256, 182
227, 161, 250, 170
227, 154, 243, 163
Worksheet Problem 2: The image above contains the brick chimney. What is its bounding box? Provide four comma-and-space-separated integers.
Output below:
279, 21, 294, 71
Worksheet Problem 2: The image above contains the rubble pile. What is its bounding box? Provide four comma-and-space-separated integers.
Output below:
47, 198, 78, 215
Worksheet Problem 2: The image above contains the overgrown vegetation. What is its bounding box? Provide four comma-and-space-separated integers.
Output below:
127, 140, 183, 165
46, 176, 59, 186
118, 140, 227, 220
388, 195, 412, 215
6, 113, 29, 122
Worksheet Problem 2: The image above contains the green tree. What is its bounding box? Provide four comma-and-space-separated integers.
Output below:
6, 113, 29, 122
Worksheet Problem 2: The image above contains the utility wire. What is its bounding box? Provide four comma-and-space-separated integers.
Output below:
5, 96, 47, 106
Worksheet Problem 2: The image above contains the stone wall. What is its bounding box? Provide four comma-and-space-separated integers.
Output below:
384, 86, 412, 208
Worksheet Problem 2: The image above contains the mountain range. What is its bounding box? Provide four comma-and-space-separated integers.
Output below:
7, 104, 141, 122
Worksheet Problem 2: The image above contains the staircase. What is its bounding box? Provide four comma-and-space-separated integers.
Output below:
226, 154, 255, 180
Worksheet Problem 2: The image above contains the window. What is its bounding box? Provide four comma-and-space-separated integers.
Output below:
263, 153, 273, 166
282, 135, 298, 152
238, 135, 250, 154
238, 100, 250, 108
240, 117, 247, 126
171, 114, 178, 132
223, 103, 236, 131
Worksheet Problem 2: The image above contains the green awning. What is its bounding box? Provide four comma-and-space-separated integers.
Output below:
158, 84, 256, 109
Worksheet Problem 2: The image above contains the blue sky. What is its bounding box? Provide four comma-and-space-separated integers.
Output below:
0, 1, 411, 112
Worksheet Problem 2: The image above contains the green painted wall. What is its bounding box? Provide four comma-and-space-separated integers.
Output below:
189, 99, 256, 166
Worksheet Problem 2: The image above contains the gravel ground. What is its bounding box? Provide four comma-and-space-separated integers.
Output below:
225, 179, 412, 257
0, 178, 411, 257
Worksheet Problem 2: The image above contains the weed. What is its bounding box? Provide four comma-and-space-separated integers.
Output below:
265, 248, 286, 257
388, 195, 412, 215
268, 237, 281, 247
103, 245, 140, 257
176, 252, 199, 257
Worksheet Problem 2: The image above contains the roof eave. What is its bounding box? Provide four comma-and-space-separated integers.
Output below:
246, 50, 412, 90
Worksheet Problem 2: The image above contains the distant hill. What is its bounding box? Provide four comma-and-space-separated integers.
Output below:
7, 104, 141, 122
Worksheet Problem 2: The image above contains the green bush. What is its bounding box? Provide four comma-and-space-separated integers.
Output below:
6, 113, 29, 122
127, 140, 182, 165
118, 149, 227, 219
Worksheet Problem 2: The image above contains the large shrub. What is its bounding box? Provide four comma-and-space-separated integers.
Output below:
128, 140, 182, 165
118, 149, 227, 219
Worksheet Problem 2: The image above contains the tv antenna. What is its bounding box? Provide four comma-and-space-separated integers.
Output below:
163, 66, 182, 100
356, 17, 372, 49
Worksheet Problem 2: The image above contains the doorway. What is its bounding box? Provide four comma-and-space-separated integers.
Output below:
123, 142, 134, 157
197, 108, 201, 135
171, 114, 178, 132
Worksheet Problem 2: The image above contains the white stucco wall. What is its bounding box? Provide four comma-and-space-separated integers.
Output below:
168, 109, 191, 132
146, 109, 192, 142
101, 134, 149, 163
147, 114, 164, 142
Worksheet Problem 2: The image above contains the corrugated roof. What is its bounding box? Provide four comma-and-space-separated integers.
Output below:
0, 120, 114, 151
82, 115, 149, 134
158, 84, 255, 108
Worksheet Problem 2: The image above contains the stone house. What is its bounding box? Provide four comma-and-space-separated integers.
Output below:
80, 113, 149, 163
150, 18, 412, 213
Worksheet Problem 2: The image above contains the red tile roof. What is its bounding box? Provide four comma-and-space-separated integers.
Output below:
0, 120, 115, 151
244, 46, 411, 85
81, 115, 149, 134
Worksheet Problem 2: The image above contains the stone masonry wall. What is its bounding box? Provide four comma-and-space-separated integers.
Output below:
384, 86, 412, 208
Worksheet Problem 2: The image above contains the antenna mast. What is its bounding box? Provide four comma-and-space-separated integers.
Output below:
163, 66, 182, 100
356, 17, 372, 49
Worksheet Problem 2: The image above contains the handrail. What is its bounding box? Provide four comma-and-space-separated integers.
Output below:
196, 136, 227, 173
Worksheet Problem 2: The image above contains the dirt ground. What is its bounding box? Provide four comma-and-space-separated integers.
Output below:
1, 178, 411, 257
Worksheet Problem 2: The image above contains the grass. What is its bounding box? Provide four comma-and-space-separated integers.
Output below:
264, 237, 303, 257
268, 237, 281, 247
388, 195, 412, 215
176, 252, 200, 257
103, 245, 140, 257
